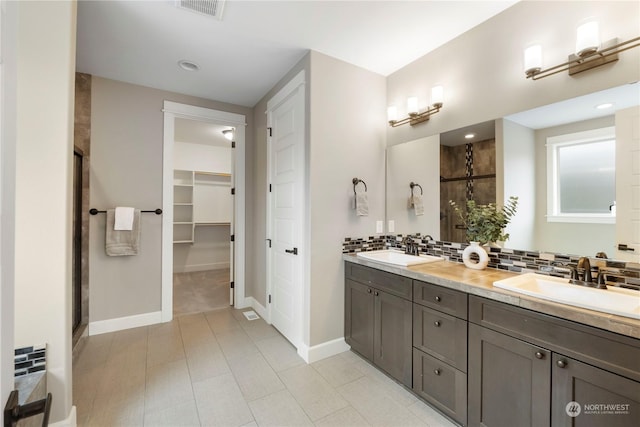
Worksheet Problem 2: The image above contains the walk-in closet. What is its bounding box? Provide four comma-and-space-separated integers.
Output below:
172, 118, 234, 316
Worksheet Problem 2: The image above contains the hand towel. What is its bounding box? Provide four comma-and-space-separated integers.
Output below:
413, 194, 425, 216
114, 207, 135, 231
106, 209, 141, 256
355, 193, 369, 216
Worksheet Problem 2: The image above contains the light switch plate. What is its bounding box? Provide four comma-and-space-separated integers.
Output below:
376, 220, 383, 233
388, 220, 395, 233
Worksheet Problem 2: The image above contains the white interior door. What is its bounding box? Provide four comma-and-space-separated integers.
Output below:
615, 106, 640, 262
267, 72, 305, 348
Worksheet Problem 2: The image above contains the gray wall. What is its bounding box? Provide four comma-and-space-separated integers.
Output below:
387, 1, 640, 147
89, 77, 252, 322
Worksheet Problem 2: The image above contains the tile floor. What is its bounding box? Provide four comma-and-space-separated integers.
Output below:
173, 270, 231, 317
73, 308, 457, 426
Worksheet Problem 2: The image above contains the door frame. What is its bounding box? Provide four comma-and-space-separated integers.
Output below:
265, 70, 306, 350
162, 101, 247, 322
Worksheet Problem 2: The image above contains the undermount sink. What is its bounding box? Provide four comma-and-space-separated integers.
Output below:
356, 250, 444, 267
494, 273, 640, 319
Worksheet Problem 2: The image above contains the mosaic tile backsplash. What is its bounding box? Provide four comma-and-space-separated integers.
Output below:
14, 345, 46, 377
342, 234, 640, 290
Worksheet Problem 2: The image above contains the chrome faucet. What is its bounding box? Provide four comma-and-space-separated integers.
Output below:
577, 257, 592, 283
401, 236, 420, 256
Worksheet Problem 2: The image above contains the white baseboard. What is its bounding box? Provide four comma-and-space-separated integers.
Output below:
173, 262, 230, 273
298, 337, 351, 363
88, 311, 162, 336
49, 405, 76, 427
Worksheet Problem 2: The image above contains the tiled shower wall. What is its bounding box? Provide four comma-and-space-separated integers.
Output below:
342, 234, 640, 290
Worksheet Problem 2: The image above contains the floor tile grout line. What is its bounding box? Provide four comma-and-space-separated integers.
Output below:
177, 314, 204, 427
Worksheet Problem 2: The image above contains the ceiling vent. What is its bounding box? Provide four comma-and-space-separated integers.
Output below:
173, 0, 226, 20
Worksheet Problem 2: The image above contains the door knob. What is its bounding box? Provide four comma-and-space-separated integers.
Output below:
434, 321, 441, 327
285, 247, 298, 255
435, 296, 441, 302
434, 368, 441, 376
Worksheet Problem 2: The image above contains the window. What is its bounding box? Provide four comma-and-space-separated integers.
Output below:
547, 127, 615, 224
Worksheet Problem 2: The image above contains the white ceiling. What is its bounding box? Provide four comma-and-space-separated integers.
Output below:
76, 0, 517, 107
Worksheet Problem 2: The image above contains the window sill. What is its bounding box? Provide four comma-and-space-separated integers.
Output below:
546, 215, 615, 224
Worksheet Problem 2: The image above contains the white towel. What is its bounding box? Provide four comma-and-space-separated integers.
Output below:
114, 207, 135, 231
106, 209, 141, 256
355, 193, 369, 216
413, 194, 425, 216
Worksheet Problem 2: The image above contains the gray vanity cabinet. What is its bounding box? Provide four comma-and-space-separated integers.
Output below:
468, 295, 640, 427
468, 323, 551, 427
552, 354, 640, 427
344, 263, 413, 387
412, 281, 468, 426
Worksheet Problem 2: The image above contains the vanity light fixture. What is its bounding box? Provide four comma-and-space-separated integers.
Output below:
222, 129, 234, 140
388, 85, 444, 127
524, 21, 639, 80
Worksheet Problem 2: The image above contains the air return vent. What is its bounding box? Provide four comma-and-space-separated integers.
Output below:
174, 0, 226, 20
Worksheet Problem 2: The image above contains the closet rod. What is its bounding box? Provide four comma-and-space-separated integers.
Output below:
89, 208, 163, 215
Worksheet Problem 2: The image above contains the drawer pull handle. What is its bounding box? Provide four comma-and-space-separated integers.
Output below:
434, 368, 441, 376
557, 360, 567, 369
535, 351, 544, 359
435, 296, 442, 302
434, 321, 441, 327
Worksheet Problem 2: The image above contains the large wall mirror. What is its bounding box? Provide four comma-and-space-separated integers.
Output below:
386, 82, 639, 259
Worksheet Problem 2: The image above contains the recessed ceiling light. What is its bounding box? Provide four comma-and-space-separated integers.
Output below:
178, 60, 200, 72
465, 133, 476, 139
595, 102, 613, 110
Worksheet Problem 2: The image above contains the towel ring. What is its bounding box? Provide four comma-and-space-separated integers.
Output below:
352, 178, 368, 195
409, 182, 423, 196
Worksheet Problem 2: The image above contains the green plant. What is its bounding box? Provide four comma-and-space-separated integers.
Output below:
449, 196, 518, 245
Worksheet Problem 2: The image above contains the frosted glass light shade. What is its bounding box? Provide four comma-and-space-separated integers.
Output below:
576, 21, 600, 56
407, 97, 419, 115
387, 105, 398, 122
524, 45, 542, 75
431, 86, 444, 107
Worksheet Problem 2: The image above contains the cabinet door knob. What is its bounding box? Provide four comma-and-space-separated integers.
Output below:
434, 321, 441, 327
434, 368, 441, 376
374, 291, 379, 296
367, 289, 372, 293
557, 359, 567, 368
435, 296, 442, 302
535, 351, 544, 359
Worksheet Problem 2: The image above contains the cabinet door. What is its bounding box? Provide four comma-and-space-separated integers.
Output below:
345, 279, 374, 361
552, 354, 640, 427
468, 324, 551, 427
374, 289, 412, 387
413, 348, 467, 425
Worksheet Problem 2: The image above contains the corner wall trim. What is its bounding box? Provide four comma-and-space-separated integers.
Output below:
48, 405, 76, 427
297, 338, 351, 364
88, 311, 162, 336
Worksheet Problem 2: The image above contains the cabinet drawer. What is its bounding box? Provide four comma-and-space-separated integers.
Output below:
469, 295, 640, 382
345, 263, 412, 300
413, 348, 467, 426
413, 280, 468, 319
413, 304, 467, 371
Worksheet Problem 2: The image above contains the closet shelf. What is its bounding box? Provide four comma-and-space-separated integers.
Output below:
173, 202, 193, 206
173, 240, 194, 244
194, 171, 231, 177
174, 221, 194, 225
195, 222, 231, 226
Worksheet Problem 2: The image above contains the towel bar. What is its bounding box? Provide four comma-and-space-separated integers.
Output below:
352, 178, 367, 195
89, 208, 163, 215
